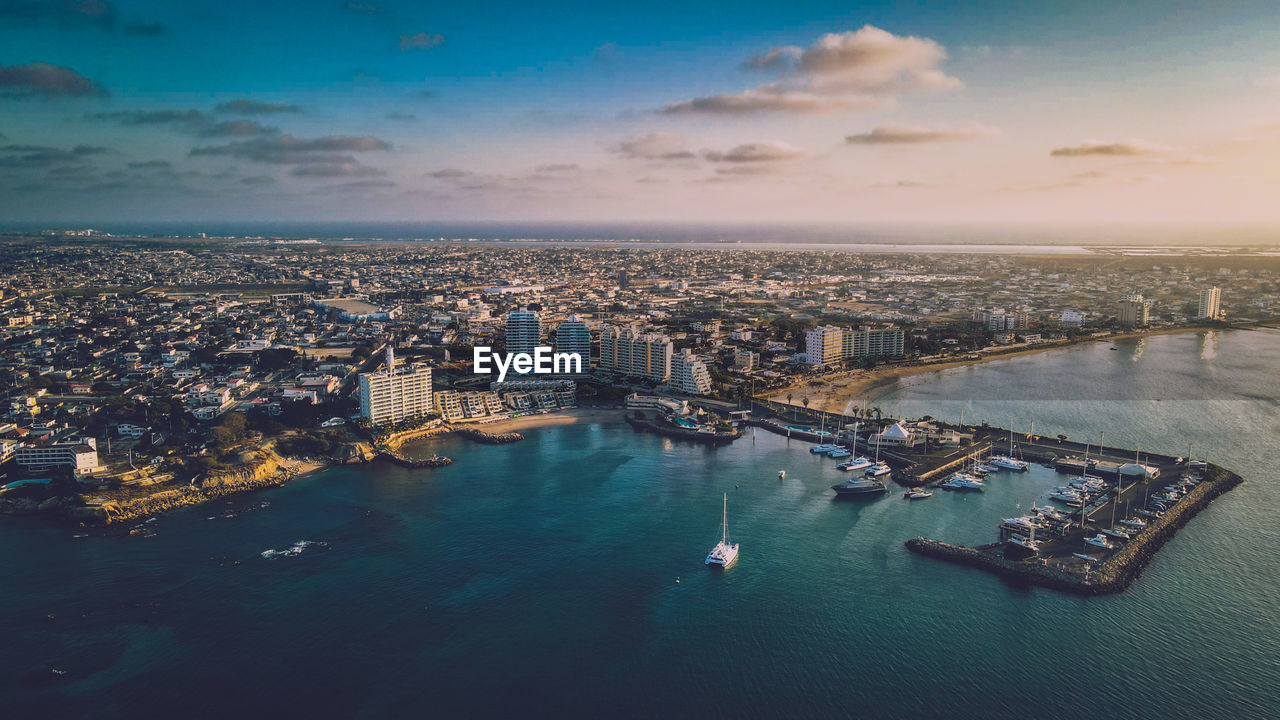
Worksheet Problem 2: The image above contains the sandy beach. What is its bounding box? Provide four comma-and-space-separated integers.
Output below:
766, 326, 1211, 415
458, 407, 627, 435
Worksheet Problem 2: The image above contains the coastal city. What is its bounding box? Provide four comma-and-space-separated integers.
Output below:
0, 230, 1265, 588
7, 2, 1280, 716
0, 232, 1270, 483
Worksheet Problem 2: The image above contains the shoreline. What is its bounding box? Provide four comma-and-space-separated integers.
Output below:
767, 326, 1216, 415
435, 407, 626, 437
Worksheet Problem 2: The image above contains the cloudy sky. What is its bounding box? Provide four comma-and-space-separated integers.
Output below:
4, 0, 1280, 226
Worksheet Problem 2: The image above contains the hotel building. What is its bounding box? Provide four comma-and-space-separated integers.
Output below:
805, 326, 905, 366
670, 349, 713, 395
357, 348, 434, 425
599, 326, 673, 381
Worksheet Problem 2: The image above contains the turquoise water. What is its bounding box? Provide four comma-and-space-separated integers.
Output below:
3, 329, 1278, 719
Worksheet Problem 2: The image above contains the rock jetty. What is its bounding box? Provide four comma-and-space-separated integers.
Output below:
455, 427, 524, 444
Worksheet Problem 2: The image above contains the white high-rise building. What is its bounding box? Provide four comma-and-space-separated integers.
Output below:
505, 307, 542, 355
1118, 293, 1149, 327
554, 315, 591, 371
358, 347, 434, 425
1197, 287, 1221, 320
805, 325, 844, 366
599, 326, 672, 381
806, 325, 904, 366
670, 349, 713, 395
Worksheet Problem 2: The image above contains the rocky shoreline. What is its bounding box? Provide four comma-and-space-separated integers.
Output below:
24, 451, 300, 526
905, 464, 1244, 595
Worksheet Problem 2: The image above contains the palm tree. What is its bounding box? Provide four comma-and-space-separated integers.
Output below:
802, 396, 811, 420
786, 392, 794, 419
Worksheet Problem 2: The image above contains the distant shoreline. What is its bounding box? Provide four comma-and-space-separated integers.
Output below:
768, 326, 1218, 415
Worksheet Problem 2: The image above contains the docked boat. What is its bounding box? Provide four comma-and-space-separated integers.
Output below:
974, 462, 1000, 474
1084, 534, 1114, 550
1003, 515, 1043, 532
1120, 518, 1147, 529
1073, 553, 1100, 563
904, 489, 933, 500
989, 455, 1029, 471
1006, 535, 1041, 559
831, 475, 888, 497
828, 447, 852, 459
865, 462, 892, 478
1100, 528, 1131, 541
836, 456, 873, 472
810, 444, 836, 454
705, 493, 739, 568
990, 426, 1030, 471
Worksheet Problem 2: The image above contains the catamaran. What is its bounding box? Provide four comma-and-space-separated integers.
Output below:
705, 493, 739, 568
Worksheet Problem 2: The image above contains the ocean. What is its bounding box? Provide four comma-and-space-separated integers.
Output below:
3, 329, 1277, 719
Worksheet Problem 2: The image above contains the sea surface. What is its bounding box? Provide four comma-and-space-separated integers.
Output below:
6, 220, 1280, 253
4, 329, 1278, 719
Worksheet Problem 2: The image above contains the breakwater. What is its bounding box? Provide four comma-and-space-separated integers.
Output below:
378, 452, 453, 469
906, 463, 1244, 595
455, 427, 525, 444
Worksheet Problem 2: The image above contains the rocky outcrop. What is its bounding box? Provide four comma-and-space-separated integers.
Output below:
334, 442, 377, 464
69, 452, 299, 526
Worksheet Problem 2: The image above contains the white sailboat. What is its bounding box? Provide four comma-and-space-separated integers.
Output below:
705, 493, 739, 568
990, 424, 1030, 471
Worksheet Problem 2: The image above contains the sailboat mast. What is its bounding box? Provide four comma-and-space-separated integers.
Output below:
722, 493, 728, 544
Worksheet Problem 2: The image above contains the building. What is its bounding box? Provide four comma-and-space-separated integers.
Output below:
554, 315, 591, 370
733, 350, 759, 371
670, 349, 713, 395
806, 325, 905, 366
1060, 310, 1084, 327
599, 326, 673, 381
971, 307, 1029, 332
357, 348, 433, 425
805, 325, 844, 366
1117, 293, 1149, 327
505, 307, 543, 355
434, 390, 503, 421
16, 437, 100, 476
1197, 287, 1222, 320
845, 326, 905, 358
869, 422, 920, 448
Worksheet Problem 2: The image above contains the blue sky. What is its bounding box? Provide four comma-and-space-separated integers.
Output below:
4, 0, 1280, 224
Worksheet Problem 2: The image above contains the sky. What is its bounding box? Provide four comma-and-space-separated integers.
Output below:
3, 0, 1280, 227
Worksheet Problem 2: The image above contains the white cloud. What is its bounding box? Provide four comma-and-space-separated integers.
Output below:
659, 25, 960, 116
